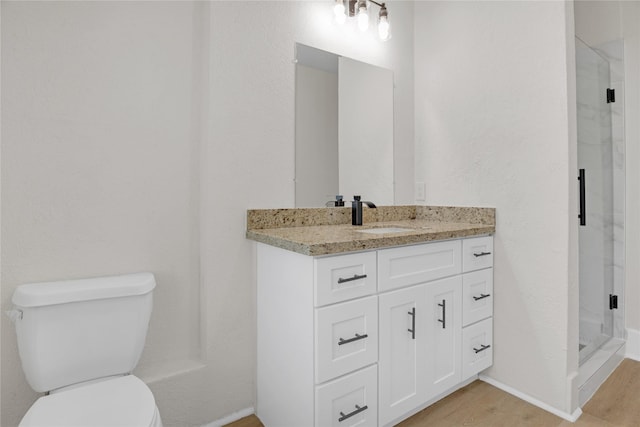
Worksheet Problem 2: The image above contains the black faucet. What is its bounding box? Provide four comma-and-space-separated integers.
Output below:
352, 195, 377, 226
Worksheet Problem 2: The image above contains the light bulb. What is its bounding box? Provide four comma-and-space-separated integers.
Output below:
334, 0, 346, 24
378, 15, 390, 41
357, 3, 369, 31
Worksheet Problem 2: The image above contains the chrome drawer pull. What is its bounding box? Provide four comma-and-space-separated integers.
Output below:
338, 333, 368, 346
437, 299, 446, 329
473, 344, 491, 354
338, 404, 368, 422
337, 274, 367, 284
473, 293, 491, 301
408, 308, 416, 340
473, 251, 492, 257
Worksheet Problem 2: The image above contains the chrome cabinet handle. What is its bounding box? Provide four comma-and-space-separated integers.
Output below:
338, 404, 368, 422
473, 344, 491, 354
408, 308, 416, 339
337, 274, 367, 284
338, 333, 368, 346
473, 293, 491, 301
473, 251, 492, 257
437, 299, 446, 329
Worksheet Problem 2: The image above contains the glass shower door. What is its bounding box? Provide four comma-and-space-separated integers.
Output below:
576, 38, 615, 364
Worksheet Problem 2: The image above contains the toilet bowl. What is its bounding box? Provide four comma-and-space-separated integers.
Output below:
10, 273, 162, 427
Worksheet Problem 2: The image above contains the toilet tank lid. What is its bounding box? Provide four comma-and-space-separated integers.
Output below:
12, 272, 156, 308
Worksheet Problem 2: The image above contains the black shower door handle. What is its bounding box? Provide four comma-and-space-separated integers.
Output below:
578, 169, 586, 226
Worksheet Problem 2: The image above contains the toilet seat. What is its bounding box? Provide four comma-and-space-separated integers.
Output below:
19, 375, 161, 427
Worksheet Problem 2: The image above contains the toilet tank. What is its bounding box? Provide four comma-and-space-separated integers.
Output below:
11, 272, 156, 393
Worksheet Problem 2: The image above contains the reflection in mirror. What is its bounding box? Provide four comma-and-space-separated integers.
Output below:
294, 44, 394, 207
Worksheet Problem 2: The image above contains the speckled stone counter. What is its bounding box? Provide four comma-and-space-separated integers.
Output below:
246, 206, 495, 256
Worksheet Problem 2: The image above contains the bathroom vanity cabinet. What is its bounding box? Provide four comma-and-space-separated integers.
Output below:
256, 235, 494, 427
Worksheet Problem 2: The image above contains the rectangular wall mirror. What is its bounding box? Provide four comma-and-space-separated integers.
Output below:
294, 43, 394, 207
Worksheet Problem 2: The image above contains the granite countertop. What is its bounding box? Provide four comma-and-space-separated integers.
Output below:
246, 206, 495, 256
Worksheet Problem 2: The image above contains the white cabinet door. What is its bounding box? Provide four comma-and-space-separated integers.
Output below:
378, 285, 428, 426
425, 276, 462, 398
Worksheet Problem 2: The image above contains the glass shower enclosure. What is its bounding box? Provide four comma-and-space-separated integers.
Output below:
576, 37, 620, 365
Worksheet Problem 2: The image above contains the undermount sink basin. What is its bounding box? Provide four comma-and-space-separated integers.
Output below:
357, 227, 414, 235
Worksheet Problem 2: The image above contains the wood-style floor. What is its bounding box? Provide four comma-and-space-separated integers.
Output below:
226, 359, 640, 426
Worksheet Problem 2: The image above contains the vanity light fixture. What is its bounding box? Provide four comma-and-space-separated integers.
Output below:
333, 0, 391, 41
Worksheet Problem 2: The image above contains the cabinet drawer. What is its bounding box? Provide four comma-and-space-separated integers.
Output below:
462, 236, 493, 272
315, 296, 378, 383
315, 365, 377, 427
462, 269, 493, 327
378, 240, 461, 291
462, 317, 493, 379
315, 252, 377, 307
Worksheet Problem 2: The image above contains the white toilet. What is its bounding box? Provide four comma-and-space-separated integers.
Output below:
10, 272, 162, 427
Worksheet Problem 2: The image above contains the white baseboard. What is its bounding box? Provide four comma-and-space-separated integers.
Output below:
202, 407, 255, 427
478, 375, 582, 422
625, 328, 640, 361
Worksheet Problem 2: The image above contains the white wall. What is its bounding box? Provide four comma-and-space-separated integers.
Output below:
575, 0, 623, 45
414, 0, 578, 415
1, 1, 415, 425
